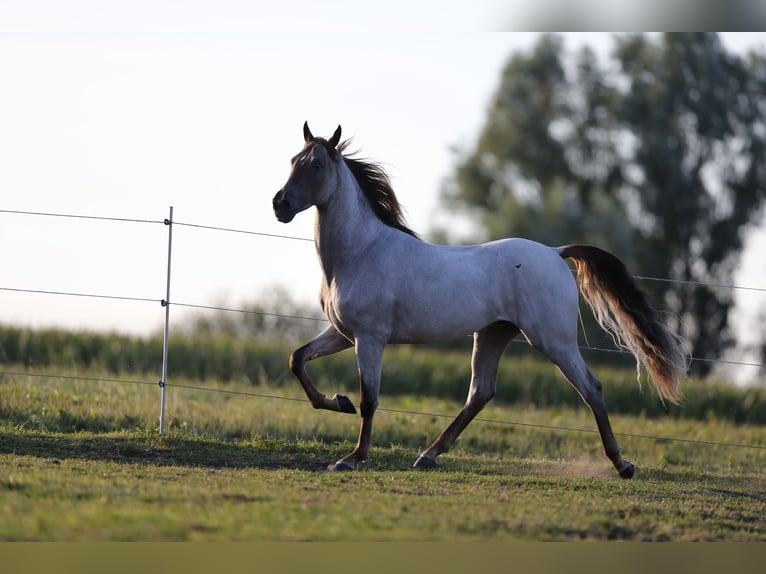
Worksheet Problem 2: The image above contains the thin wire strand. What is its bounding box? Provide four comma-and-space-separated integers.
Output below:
0, 208, 163, 225
0, 287, 160, 304
136, 382, 766, 451
634, 274, 766, 294
0, 370, 157, 387
9, 372, 753, 452
377, 406, 766, 451
171, 301, 327, 322
165, 381, 307, 403
2, 285, 764, 370
575, 343, 766, 369
3, 207, 765, 293
174, 220, 313, 242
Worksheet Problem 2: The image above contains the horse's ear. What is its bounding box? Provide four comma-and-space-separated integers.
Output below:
303, 121, 314, 143
328, 125, 342, 148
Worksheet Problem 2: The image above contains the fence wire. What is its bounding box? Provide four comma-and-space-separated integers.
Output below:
1, 368, 763, 453
1, 283, 763, 371
174, 220, 313, 243
0, 208, 163, 226
1, 207, 765, 456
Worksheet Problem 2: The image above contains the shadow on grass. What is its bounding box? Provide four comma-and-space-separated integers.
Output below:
0, 426, 578, 477
6, 427, 761, 495
0, 427, 672, 475
0, 428, 359, 472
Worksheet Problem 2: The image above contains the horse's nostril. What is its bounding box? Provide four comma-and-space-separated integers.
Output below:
273, 190, 295, 223
273, 191, 288, 211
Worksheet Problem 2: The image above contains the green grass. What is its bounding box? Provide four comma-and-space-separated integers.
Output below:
1, 369, 764, 541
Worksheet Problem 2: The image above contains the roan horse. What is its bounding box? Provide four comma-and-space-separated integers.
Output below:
272, 123, 687, 478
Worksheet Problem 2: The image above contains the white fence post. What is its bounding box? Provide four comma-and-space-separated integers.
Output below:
159, 206, 174, 435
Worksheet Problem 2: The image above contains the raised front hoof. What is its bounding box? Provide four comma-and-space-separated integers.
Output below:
327, 461, 355, 472
332, 394, 357, 414
413, 455, 437, 470
618, 461, 635, 479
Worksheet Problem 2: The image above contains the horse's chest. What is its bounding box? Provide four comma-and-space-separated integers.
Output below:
322, 294, 349, 334
321, 278, 391, 340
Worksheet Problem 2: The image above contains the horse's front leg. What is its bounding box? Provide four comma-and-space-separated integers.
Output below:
290, 326, 356, 413
328, 336, 385, 471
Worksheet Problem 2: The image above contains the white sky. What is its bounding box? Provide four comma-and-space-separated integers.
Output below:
1, 3, 764, 383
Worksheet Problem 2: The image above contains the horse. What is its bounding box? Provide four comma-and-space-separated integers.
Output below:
272, 122, 687, 478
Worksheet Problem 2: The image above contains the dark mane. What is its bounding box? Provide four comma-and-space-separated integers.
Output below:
337, 140, 419, 238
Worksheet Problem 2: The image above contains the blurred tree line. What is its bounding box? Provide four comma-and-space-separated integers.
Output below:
181, 287, 323, 345
437, 33, 766, 377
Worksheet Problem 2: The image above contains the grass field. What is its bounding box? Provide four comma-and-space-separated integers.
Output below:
1, 368, 764, 541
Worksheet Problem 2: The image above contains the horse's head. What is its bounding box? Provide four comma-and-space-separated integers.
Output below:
273, 122, 343, 223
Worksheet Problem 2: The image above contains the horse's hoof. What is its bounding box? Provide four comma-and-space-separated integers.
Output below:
619, 461, 635, 479
333, 394, 357, 414
328, 461, 355, 472
413, 455, 437, 470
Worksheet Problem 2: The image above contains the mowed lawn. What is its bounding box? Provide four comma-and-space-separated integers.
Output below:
0, 371, 764, 541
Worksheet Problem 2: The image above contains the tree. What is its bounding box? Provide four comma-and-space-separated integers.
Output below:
441, 33, 766, 376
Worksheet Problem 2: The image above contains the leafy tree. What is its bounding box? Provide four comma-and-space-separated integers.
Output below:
441, 33, 766, 375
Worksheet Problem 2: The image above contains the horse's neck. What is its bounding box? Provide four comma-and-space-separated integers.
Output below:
314, 177, 386, 279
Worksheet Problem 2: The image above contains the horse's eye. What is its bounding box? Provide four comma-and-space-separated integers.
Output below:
312, 160, 323, 170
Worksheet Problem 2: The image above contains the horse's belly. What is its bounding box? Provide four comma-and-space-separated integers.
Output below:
386, 288, 508, 344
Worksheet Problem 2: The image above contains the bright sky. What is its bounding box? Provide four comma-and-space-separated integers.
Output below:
1, 2, 765, 386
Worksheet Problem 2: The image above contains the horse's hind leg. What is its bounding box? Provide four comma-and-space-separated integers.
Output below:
548, 350, 635, 479
290, 325, 356, 414
414, 322, 518, 469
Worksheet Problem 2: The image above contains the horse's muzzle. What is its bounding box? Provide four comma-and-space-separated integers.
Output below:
272, 189, 296, 223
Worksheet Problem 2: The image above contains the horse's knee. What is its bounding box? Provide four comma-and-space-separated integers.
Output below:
289, 347, 307, 375
467, 379, 495, 407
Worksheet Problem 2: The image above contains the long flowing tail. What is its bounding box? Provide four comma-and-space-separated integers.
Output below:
558, 244, 687, 405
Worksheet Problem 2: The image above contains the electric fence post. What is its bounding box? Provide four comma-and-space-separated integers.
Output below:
159, 206, 174, 435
